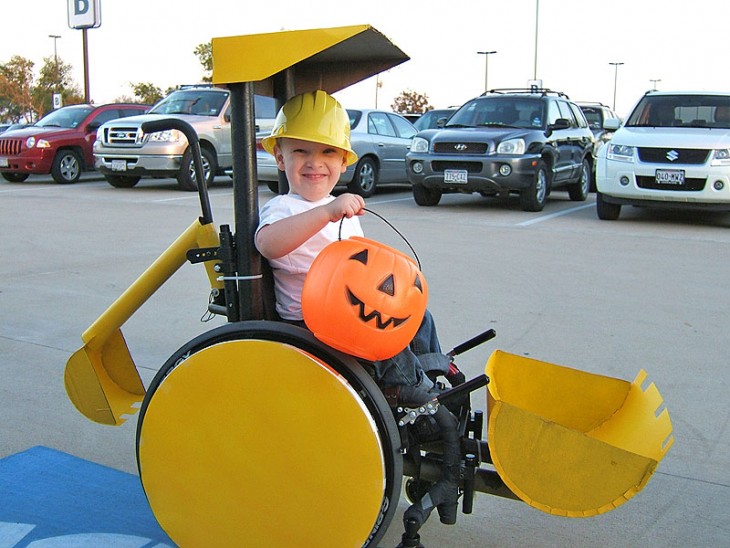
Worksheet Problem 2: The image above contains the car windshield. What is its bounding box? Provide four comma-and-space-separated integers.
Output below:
150, 90, 227, 116
347, 109, 361, 129
626, 95, 730, 129
36, 106, 94, 128
446, 98, 545, 129
580, 107, 603, 129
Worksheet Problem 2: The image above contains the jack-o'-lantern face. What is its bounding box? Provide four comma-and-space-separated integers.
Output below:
302, 237, 428, 361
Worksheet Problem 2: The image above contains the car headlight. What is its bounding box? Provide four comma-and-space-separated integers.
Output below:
606, 143, 635, 162
497, 138, 525, 155
410, 136, 429, 153
25, 136, 35, 148
711, 148, 730, 166
146, 129, 183, 143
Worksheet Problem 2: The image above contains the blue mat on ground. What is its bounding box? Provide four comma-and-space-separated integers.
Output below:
0, 446, 174, 547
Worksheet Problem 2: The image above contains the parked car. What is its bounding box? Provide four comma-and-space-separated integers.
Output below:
261, 108, 417, 197
3, 123, 31, 133
93, 87, 276, 191
407, 89, 595, 211
413, 108, 457, 131
578, 102, 621, 190
595, 90, 730, 220
578, 102, 620, 138
0, 104, 148, 184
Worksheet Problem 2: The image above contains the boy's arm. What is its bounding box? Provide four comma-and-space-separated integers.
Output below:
256, 194, 365, 260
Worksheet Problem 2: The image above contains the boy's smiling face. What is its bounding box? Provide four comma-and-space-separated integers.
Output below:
274, 137, 348, 202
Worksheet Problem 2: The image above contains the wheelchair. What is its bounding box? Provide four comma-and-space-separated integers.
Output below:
65, 26, 673, 547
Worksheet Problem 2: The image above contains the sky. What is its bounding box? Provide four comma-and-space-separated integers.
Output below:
3, 0, 730, 118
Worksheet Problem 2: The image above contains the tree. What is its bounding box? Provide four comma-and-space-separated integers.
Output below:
33, 56, 83, 116
130, 82, 164, 105
194, 42, 213, 83
0, 55, 35, 122
0, 54, 82, 123
391, 90, 432, 114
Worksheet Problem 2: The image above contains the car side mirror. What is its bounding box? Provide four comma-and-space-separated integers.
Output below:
549, 118, 571, 131
603, 118, 621, 131
224, 112, 231, 123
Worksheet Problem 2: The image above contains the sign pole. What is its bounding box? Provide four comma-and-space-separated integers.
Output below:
82, 28, 90, 103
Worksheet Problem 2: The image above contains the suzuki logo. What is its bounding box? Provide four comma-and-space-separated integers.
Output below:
454, 144, 468, 151
666, 150, 679, 162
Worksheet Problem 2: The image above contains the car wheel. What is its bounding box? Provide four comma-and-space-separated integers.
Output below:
567, 158, 591, 201
51, 150, 82, 184
347, 157, 377, 197
1, 172, 29, 183
178, 147, 216, 192
596, 191, 621, 220
105, 174, 141, 188
520, 159, 549, 212
266, 179, 279, 193
413, 183, 442, 206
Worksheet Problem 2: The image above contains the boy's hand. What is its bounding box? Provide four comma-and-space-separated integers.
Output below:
325, 193, 365, 222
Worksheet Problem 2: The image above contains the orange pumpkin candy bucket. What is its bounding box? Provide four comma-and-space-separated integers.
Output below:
302, 236, 428, 361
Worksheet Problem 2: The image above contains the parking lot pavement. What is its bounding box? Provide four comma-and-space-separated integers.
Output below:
1, 179, 729, 547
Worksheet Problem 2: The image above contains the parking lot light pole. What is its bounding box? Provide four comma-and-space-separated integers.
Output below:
650, 78, 661, 90
609, 62, 624, 111
477, 51, 497, 93
49, 34, 61, 92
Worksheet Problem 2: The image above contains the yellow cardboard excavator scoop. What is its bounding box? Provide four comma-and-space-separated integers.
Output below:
64, 219, 223, 426
486, 350, 674, 517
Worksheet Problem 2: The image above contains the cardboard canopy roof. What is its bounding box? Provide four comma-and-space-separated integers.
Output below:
211, 24, 409, 97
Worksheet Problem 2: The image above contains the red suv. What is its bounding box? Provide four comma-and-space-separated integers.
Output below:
0, 103, 148, 184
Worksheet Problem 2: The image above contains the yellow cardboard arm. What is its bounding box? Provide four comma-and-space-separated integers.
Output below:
65, 219, 222, 425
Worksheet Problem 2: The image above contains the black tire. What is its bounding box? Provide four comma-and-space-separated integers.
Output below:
404, 477, 433, 504
177, 146, 216, 191
413, 183, 442, 206
1, 172, 29, 183
266, 179, 278, 193
520, 159, 550, 211
136, 321, 401, 547
596, 191, 621, 220
51, 150, 82, 184
347, 157, 378, 197
567, 158, 591, 201
104, 174, 141, 188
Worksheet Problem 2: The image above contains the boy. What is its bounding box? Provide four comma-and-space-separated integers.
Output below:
256, 90, 461, 535
256, 90, 456, 391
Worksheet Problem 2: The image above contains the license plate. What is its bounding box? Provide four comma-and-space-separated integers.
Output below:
111, 159, 127, 172
655, 169, 685, 185
444, 169, 468, 183
0, 157, 7, 168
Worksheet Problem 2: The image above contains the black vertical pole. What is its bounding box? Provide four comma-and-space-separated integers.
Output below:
229, 82, 264, 320
82, 28, 91, 103
272, 68, 296, 195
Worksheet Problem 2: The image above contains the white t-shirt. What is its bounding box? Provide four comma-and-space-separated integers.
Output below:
256, 193, 364, 320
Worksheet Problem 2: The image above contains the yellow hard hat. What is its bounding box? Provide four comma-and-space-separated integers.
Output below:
262, 90, 358, 166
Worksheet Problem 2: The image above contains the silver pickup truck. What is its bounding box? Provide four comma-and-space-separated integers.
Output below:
93, 86, 275, 191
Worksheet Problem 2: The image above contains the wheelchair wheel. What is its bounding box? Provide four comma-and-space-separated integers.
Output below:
136, 321, 402, 547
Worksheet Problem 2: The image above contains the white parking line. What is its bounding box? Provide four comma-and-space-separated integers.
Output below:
516, 202, 595, 226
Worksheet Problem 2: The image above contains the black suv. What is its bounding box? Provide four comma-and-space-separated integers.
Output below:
407, 89, 595, 211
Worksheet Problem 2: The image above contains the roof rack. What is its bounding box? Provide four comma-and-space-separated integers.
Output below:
480, 88, 570, 99
576, 101, 610, 107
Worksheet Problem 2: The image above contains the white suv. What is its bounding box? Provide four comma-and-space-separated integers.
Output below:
595, 91, 730, 220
